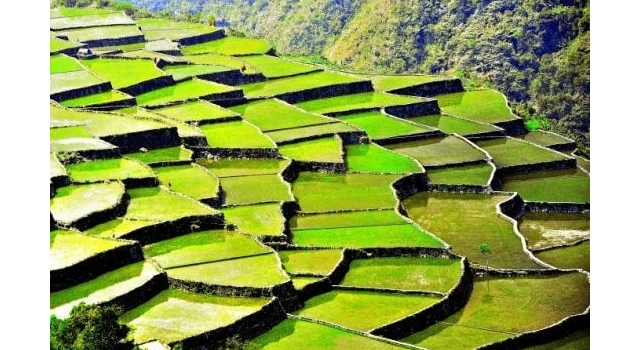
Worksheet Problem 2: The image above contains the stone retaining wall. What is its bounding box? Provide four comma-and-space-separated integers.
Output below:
81, 35, 145, 48
197, 69, 266, 86
176, 28, 226, 46
498, 193, 526, 220
200, 89, 246, 104
495, 158, 577, 176
121, 213, 225, 246
276, 80, 374, 104
55, 190, 130, 231
50, 81, 113, 102
425, 183, 492, 193
119, 75, 176, 96
103, 264, 169, 312
51, 241, 144, 292
388, 78, 464, 97
189, 147, 281, 159
525, 201, 590, 213
384, 100, 441, 118
392, 173, 430, 201
494, 119, 528, 136
100, 127, 182, 154
74, 96, 137, 111
374, 130, 445, 146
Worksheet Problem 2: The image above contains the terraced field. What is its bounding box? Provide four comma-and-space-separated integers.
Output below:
49, 7, 590, 350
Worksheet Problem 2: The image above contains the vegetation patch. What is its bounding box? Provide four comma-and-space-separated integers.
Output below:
500, 168, 590, 203
80, 58, 166, 89
436, 90, 519, 124
50, 36, 82, 54
50, 229, 129, 270
50, 261, 161, 319
51, 54, 84, 74
143, 230, 269, 268
534, 241, 590, 271
120, 288, 271, 345
402, 192, 543, 269
341, 257, 462, 293
137, 18, 218, 41
295, 91, 424, 115
290, 209, 407, 230
402, 272, 590, 350
219, 174, 293, 205
386, 135, 488, 167
50, 182, 125, 227
251, 317, 410, 350
196, 158, 290, 177
345, 143, 423, 174
475, 137, 572, 169
241, 71, 363, 99
199, 120, 276, 148
228, 98, 335, 132
66, 158, 156, 183
522, 328, 590, 350
124, 187, 219, 221
336, 110, 433, 140
135, 79, 239, 107
241, 54, 320, 78
518, 212, 590, 250
221, 203, 285, 237
409, 114, 502, 136
183, 53, 260, 74
154, 100, 238, 124
181, 36, 273, 56
50, 12, 135, 30
85, 218, 159, 239
115, 106, 204, 138
278, 136, 344, 163
294, 290, 440, 331
50, 125, 93, 140
425, 162, 493, 185
292, 172, 403, 212
278, 249, 344, 276
50, 70, 106, 94
54, 24, 142, 44
154, 164, 219, 201
516, 130, 574, 148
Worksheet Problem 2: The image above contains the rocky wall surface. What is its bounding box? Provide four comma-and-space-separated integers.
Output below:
189, 147, 280, 159
374, 130, 445, 146
51, 241, 144, 292
103, 266, 169, 312
384, 100, 441, 118
197, 70, 266, 86
176, 28, 226, 46
100, 127, 181, 153
119, 75, 176, 96
276, 80, 374, 104
494, 119, 528, 136
54, 190, 130, 231
388, 78, 464, 97
81, 34, 145, 48
50, 81, 113, 102
392, 173, 430, 201
121, 213, 226, 246
525, 202, 590, 213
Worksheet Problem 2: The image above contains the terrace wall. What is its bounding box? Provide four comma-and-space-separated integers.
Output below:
103, 264, 169, 312
100, 127, 182, 153
374, 130, 445, 146
50, 81, 113, 102
171, 298, 287, 350
176, 28, 226, 46
494, 158, 578, 177
121, 213, 226, 246
297, 277, 333, 301
71, 97, 137, 111
370, 258, 475, 340
392, 173, 430, 201
276, 80, 374, 104
388, 78, 464, 97
51, 241, 144, 292
525, 202, 590, 213
494, 119, 528, 136
498, 193, 526, 220
82, 34, 146, 48
383, 100, 441, 118
200, 89, 246, 105
425, 183, 492, 194
197, 70, 267, 86
119, 75, 176, 96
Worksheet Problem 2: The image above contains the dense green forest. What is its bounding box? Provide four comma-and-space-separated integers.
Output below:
57, 0, 590, 157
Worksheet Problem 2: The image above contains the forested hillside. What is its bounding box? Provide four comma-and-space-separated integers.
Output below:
120, 0, 590, 157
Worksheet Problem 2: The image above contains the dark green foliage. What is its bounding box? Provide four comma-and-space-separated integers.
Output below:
50, 303, 133, 350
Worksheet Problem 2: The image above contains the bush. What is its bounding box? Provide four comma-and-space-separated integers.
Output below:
50, 303, 134, 350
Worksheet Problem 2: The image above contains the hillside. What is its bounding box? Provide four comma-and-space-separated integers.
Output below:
123, 0, 590, 157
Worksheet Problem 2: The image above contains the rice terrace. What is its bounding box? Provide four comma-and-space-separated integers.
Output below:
49, 4, 590, 350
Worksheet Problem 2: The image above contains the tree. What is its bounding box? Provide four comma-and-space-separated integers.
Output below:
478, 243, 492, 293
50, 303, 134, 350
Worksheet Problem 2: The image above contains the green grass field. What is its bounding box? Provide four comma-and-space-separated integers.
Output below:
278, 249, 344, 276
50, 229, 130, 270
50, 70, 106, 94
265, 122, 360, 144
183, 53, 260, 74
292, 172, 403, 212
475, 137, 572, 169
278, 136, 345, 163
290, 209, 408, 229
518, 211, 590, 250
50, 182, 125, 227
340, 257, 462, 293
135, 79, 239, 107
219, 174, 293, 205
500, 168, 590, 203
336, 111, 434, 140
534, 241, 590, 271
137, 18, 218, 41
295, 91, 423, 115
345, 143, 424, 174
124, 146, 193, 165
115, 107, 205, 138
436, 89, 520, 124
522, 328, 590, 349
50, 36, 83, 54
154, 100, 238, 124
181, 36, 273, 56
154, 164, 219, 201
516, 130, 575, 148
425, 163, 494, 185
51, 54, 84, 74
294, 290, 441, 331
221, 203, 285, 237
386, 136, 488, 167
85, 218, 159, 239
54, 24, 142, 43
162, 64, 231, 80
241, 71, 363, 98
196, 158, 290, 177
199, 120, 276, 148
409, 114, 503, 136
50, 12, 134, 30
241, 54, 320, 78
124, 187, 219, 221
60, 90, 133, 108
402, 192, 543, 269
402, 272, 590, 350
228, 99, 335, 132
120, 289, 272, 345
66, 158, 156, 183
